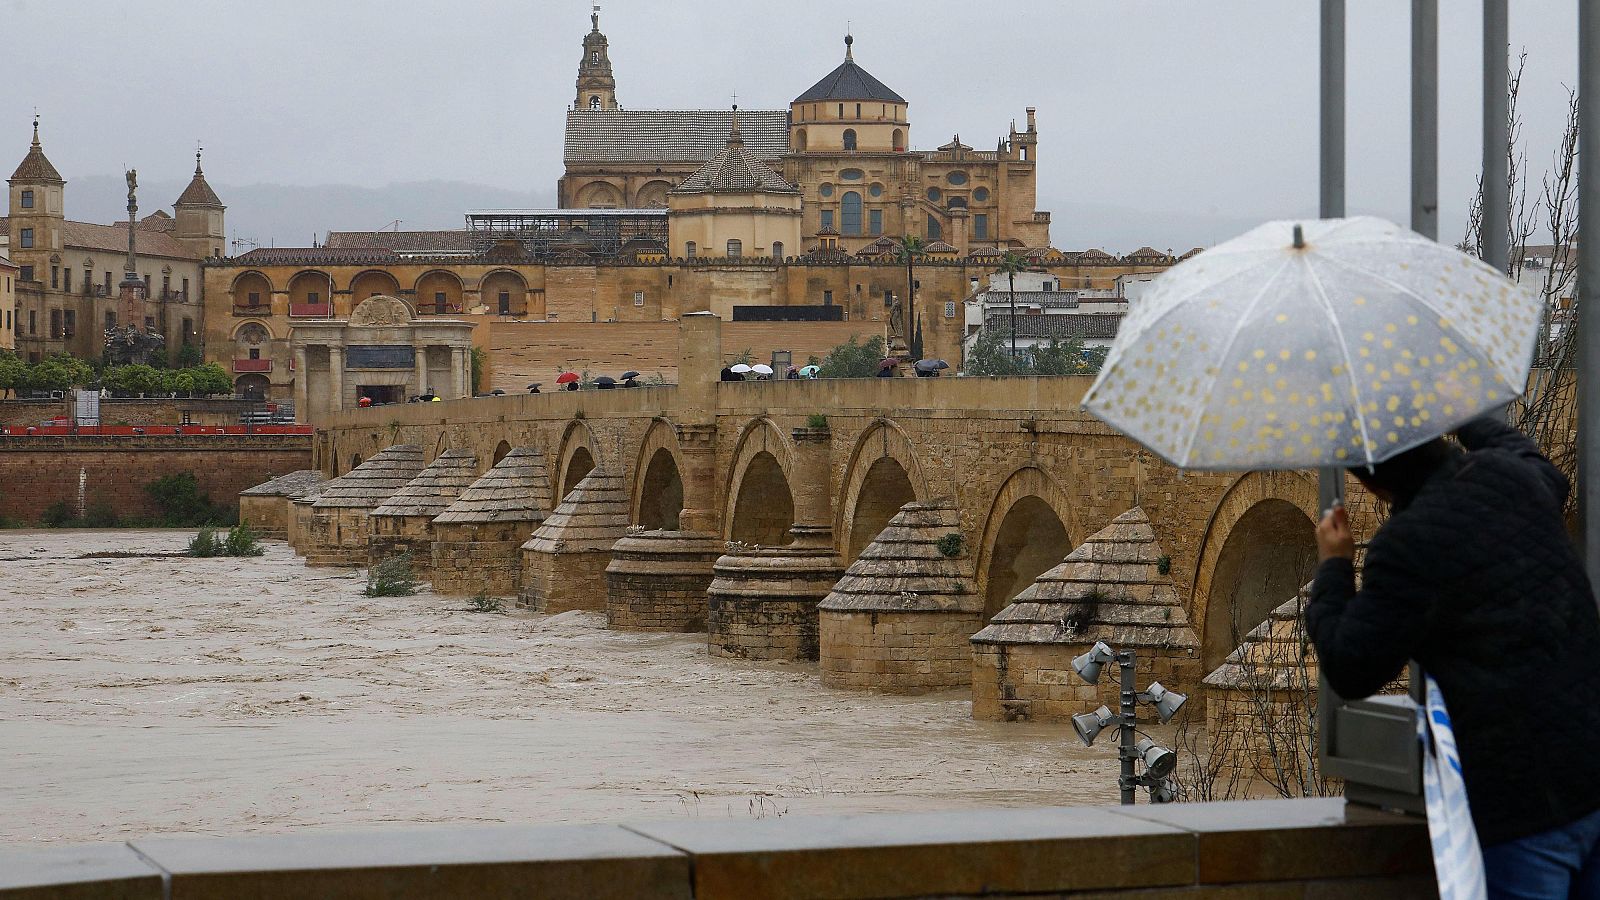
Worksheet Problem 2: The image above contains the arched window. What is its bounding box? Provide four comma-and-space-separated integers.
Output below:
796, 128, 807, 151
589, 95, 601, 110
842, 129, 857, 151
686, 241, 696, 258
771, 241, 784, 260
726, 239, 742, 258
892, 129, 904, 152
841, 191, 863, 236
926, 214, 942, 240
590, 51, 599, 64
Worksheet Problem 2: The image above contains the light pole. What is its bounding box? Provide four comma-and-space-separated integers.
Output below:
1069, 641, 1185, 804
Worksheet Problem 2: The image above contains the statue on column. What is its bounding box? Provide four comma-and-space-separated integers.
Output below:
125, 169, 138, 205
887, 294, 905, 346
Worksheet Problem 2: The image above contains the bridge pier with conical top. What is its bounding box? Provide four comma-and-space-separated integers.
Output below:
605, 423, 720, 631
706, 426, 842, 661
430, 447, 552, 596
287, 479, 329, 557
304, 445, 426, 567
519, 470, 629, 613
239, 470, 324, 540
970, 507, 1200, 723
367, 449, 478, 575
818, 500, 980, 693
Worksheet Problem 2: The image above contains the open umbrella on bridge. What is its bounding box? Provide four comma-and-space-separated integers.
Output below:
915, 358, 950, 373
1082, 216, 1542, 470
730, 364, 753, 375
555, 372, 580, 385
798, 365, 820, 378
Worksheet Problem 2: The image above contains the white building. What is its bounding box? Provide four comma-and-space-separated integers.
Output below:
962, 270, 1129, 362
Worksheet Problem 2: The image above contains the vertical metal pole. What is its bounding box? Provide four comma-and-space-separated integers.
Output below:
1482, 0, 1510, 274
1318, 0, 1346, 517
1411, 0, 1438, 242
1406, 0, 1438, 706
1578, 0, 1600, 591
1119, 650, 1136, 805
1316, 0, 1347, 764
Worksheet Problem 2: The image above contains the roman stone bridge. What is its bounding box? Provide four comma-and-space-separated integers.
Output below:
282, 315, 1378, 722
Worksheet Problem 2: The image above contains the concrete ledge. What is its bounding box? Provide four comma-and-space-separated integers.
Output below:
128, 824, 689, 900
0, 799, 1431, 900
0, 842, 163, 900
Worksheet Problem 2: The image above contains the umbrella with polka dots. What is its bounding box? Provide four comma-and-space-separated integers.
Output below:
1082, 216, 1542, 470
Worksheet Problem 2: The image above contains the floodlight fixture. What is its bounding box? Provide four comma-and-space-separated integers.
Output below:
1070, 641, 1117, 684
1071, 705, 1117, 747
1134, 737, 1177, 778
1140, 681, 1188, 724
1147, 777, 1178, 804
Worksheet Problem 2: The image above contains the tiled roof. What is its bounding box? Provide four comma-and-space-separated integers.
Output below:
324, 230, 476, 254
433, 447, 551, 525
983, 312, 1123, 340
231, 247, 404, 266
564, 109, 789, 164
819, 502, 979, 614
175, 161, 223, 207
978, 291, 1088, 308
241, 470, 325, 498
794, 39, 905, 103
672, 118, 798, 194
313, 444, 426, 510
1127, 246, 1170, 260
973, 507, 1198, 651
61, 220, 200, 260
370, 449, 479, 519
10, 123, 63, 183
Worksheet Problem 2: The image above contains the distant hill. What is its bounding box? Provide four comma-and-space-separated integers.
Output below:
64, 176, 556, 253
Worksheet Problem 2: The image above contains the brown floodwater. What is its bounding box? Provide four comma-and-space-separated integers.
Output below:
0, 530, 1123, 844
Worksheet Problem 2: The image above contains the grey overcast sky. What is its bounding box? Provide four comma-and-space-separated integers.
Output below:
0, 0, 1580, 252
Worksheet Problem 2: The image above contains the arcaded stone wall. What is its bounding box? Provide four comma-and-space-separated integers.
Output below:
970, 642, 1202, 723
819, 610, 981, 693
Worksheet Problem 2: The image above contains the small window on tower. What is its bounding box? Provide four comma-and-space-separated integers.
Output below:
19, 228, 33, 249
685, 241, 696, 258
105, 312, 115, 332
589, 96, 601, 110
633, 291, 645, 307
842, 129, 857, 151
726, 239, 742, 258
944, 301, 956, 318
20, 190, 33, 208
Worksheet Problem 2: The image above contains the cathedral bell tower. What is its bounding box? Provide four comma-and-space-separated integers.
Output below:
575, 5, 618, 110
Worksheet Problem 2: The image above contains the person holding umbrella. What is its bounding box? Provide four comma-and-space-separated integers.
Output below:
1084, 217, 1600, 895
556, 371, 580, 392
620, 371, 641, 388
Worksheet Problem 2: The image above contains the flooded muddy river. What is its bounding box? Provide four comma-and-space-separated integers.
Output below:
0, 530, 1121, 843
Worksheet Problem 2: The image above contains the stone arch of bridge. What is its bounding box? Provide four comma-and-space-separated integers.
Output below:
722, 417, 796, 545
632, 419, 685, 530
975, 465, 1079, 620
1190, 471, 1320, 673
837, 419, 929, 564
491, 440, 513, 467
555, 419, 600, 500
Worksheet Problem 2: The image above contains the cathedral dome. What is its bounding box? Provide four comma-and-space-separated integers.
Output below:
793, 35, 904, 104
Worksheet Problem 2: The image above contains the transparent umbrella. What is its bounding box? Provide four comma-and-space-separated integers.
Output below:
1082, 217, 1543, 470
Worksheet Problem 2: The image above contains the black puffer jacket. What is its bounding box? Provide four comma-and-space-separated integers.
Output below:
1308, 417, 1600, 846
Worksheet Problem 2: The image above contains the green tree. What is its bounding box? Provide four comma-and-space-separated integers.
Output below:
966, 327, 1026, 377
997, 250, 1029, 362
0, 354, 26, 399
192, 363, 233, 396
894, 236, 927, 358
816, 335, 887, 379
175, 343, 203, 368
470, 346, 488, 393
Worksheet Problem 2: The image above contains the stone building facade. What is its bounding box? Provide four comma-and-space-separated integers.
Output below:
0, 253, 15, 351
4, 120, 221, 362
287, 295, 474, 417
560, 14, 1049, 256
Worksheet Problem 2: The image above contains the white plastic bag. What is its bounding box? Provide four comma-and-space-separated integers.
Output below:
1419, 673, 1487, 900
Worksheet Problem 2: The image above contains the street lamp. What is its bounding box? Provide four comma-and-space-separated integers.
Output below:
1068, 639, 1186, 804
